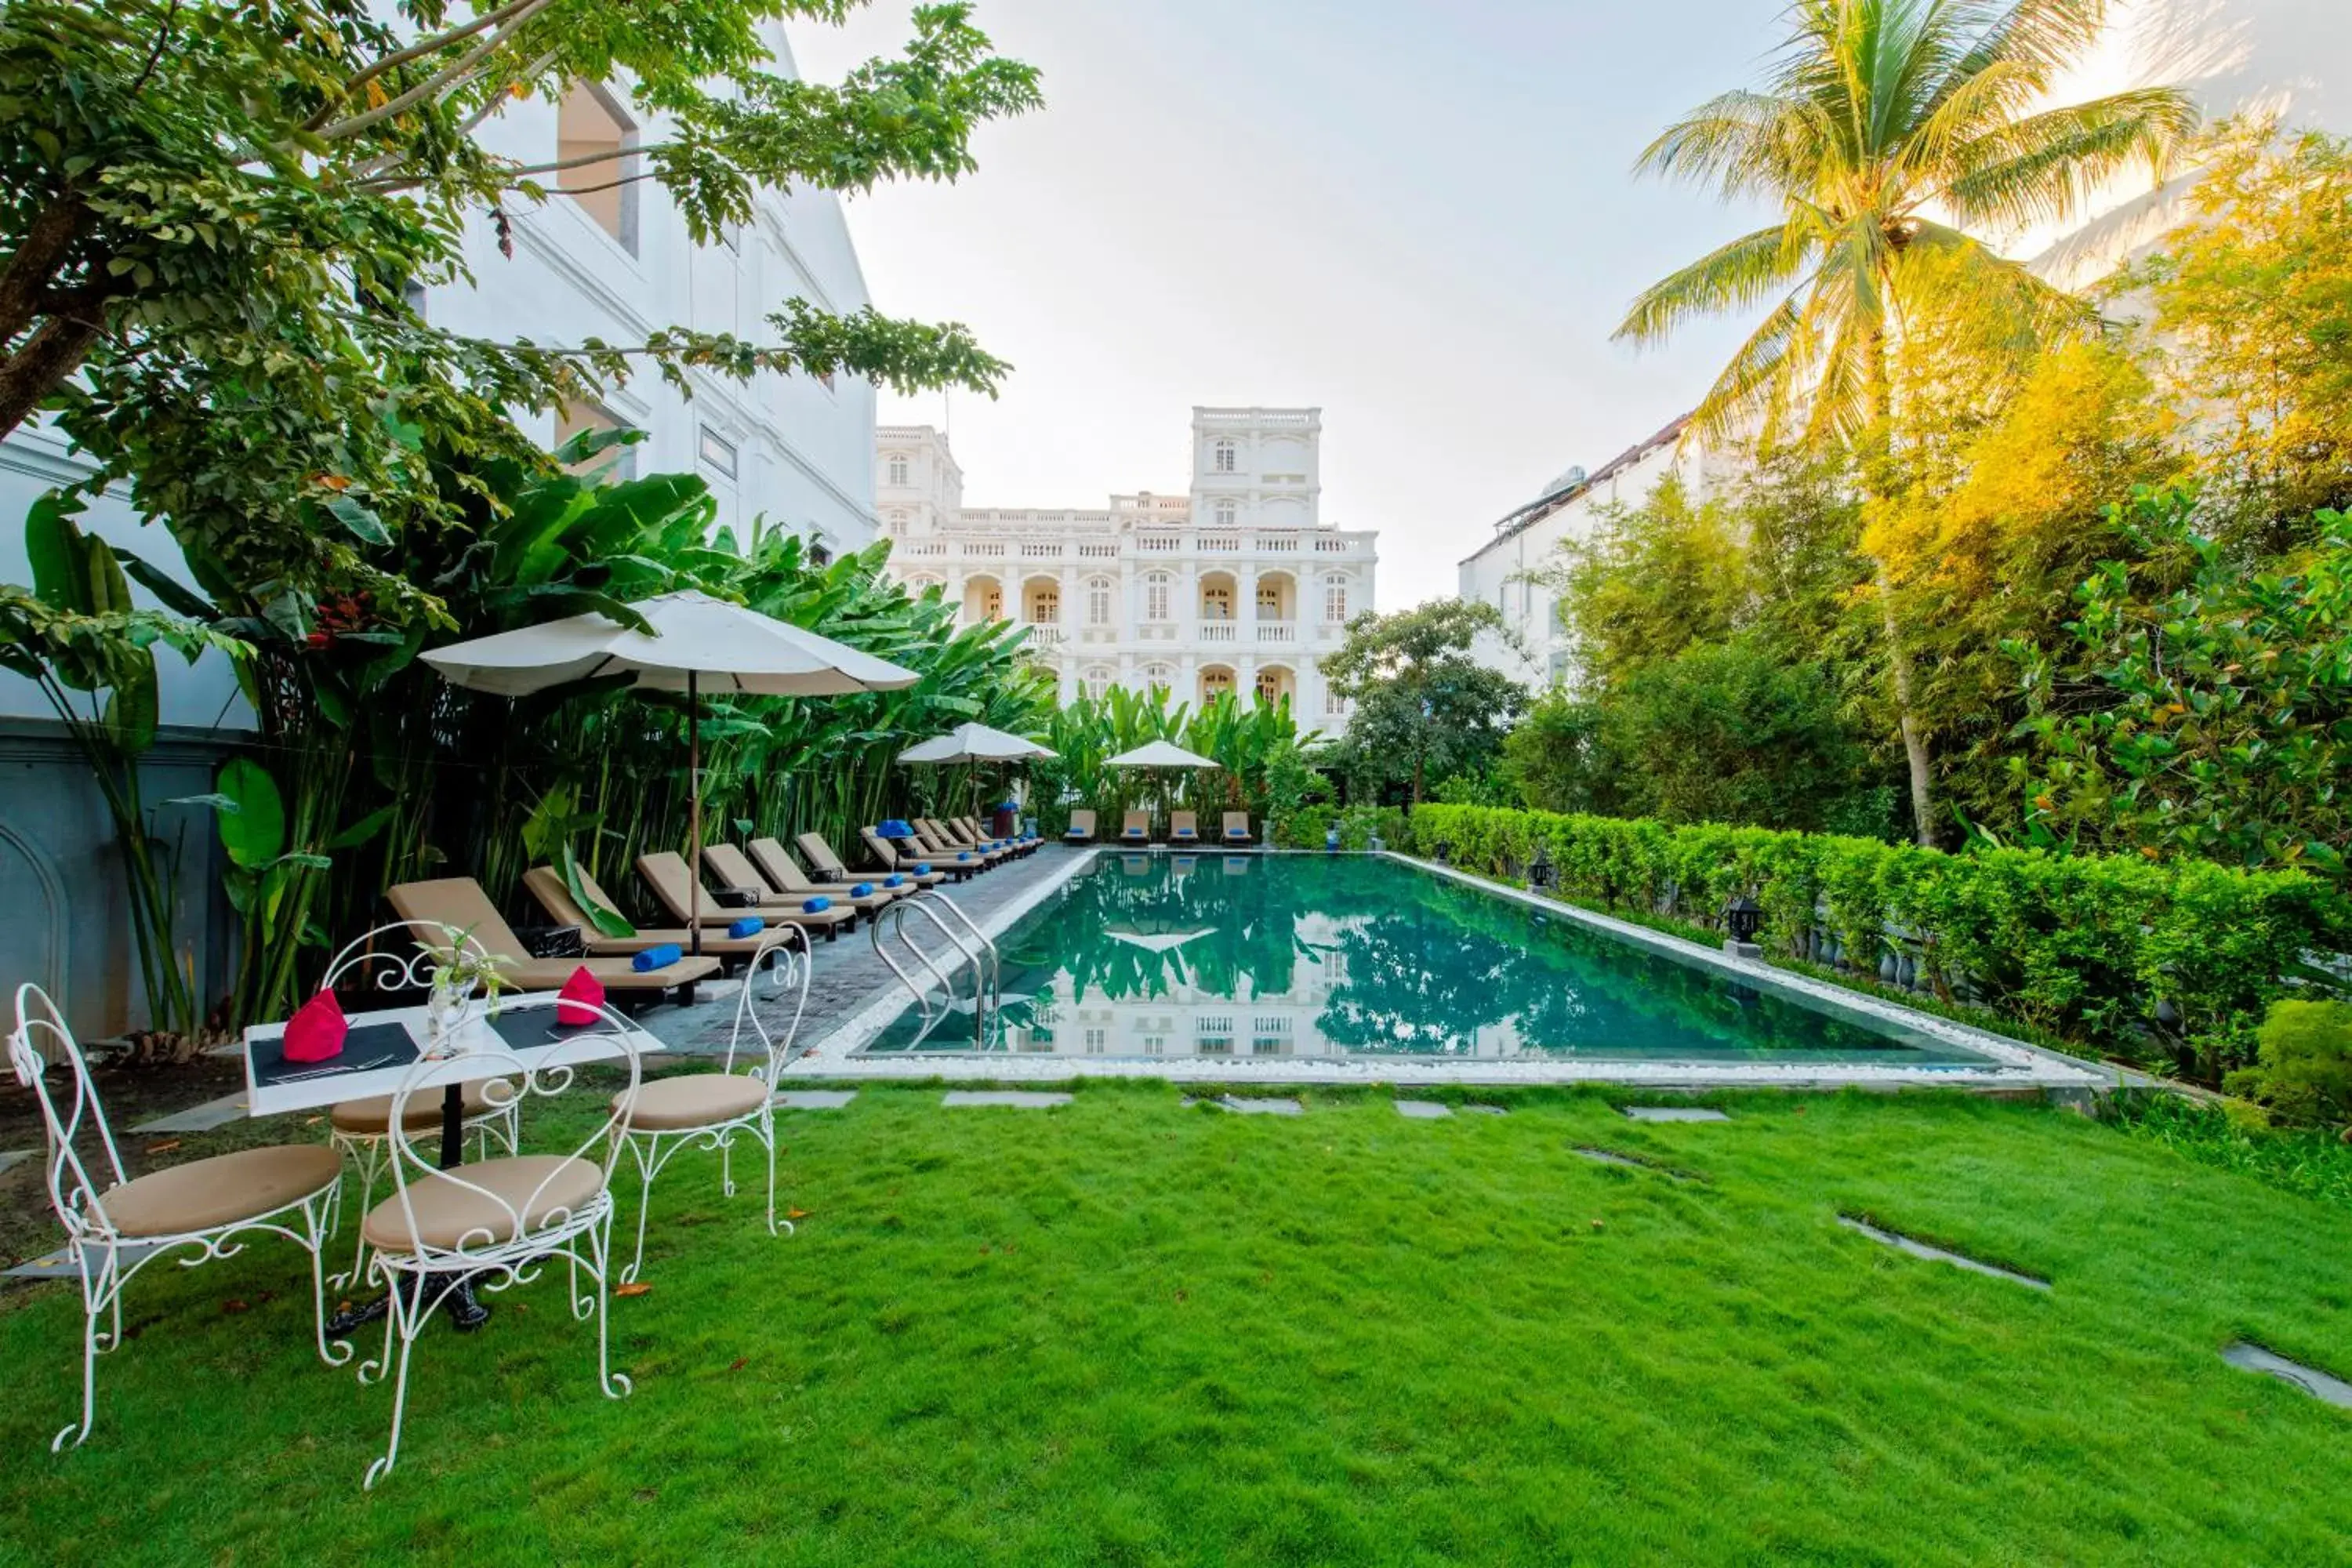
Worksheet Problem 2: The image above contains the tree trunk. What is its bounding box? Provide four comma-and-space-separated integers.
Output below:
0, 312, 103, 440
1862, 321, 1937, 849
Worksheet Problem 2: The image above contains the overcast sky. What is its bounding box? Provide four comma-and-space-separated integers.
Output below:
793, 1, 2350, 608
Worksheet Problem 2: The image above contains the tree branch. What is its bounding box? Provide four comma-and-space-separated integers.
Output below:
316, 0, 554, 142
315, 0, 546, 129
0, 192, 94, 348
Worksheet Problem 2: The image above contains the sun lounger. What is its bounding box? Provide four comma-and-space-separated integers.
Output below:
958, 815, 1033, 857
635, 851, 855, 942
924, 818, 1011, 866
706, 841, 899, 917
1222, 812, 1253, 844
521, 866, 792, 966
386, 876, 719, 1002
858, 829, 949, 887
1119, 811, 1150, 844
1169, 811, 1200, 844
1064, 808, 1097, 844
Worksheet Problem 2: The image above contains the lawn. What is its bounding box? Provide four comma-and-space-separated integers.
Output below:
2, 1080, 2349, 1565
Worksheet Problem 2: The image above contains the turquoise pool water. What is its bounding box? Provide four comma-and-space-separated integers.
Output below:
858, 853, 1992, 1066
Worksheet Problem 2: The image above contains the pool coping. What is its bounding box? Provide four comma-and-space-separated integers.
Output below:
784, 848, 2123, 1093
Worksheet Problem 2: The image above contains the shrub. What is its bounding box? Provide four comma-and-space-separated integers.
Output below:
2225, 1000, 2352, 1123
1408, 802, 2352, 1080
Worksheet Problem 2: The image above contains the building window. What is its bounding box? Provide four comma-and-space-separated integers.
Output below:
554, 401, 637, 481
1201, 584, 1233, 622
1029, 586, 1059, 624
1214, 499, 1236, 528
887, 454, 910, 487
1142, 662, 1176, 690
809, 539, 833, 567
1213, 439, 1236, 474
1257, 582, 1283, 618
699, 426, 737, 479
1143, 574, 1171, 622
1083, 667, 1113, 699
1086, 577, 1113, 626
1323, 575, 1349, 623
556, 82, 638, 254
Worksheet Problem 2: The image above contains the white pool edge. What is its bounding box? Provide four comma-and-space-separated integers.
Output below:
785, 848, 2123, 1093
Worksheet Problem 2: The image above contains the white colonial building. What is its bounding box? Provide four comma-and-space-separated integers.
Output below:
876, 408, 1377, 729
1457, 414, 1730, 688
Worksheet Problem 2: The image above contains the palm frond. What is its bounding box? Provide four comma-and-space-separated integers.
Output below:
1686, 293, 1809, 449
1611, 222, 1817, 347
1944, 86, 2200, 229
1632, 89, 1824, 199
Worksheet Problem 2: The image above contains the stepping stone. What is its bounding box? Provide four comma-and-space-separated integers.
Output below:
130, 1091, 251, 1135
1621, 1106, 1728, 1123
3, 1248, 77, 1280
1837, 1215, 2049, 1290
1461, 1104, 1508, 1116
1214, 1096, 1301, 1116
1573, 1146, 1649, 1171
942, 1091, 1071, 1109
1394, 1100, 1452, 1120
2222, 1343, 2352, 1409
773, 1090, 858, 1110
0, 1149, 34, 1177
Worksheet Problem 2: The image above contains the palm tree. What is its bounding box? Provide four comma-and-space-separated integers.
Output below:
1615, 0, 2195, 845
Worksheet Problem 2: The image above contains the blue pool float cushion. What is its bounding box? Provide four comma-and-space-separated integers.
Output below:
632, 943, 683, 972
726, 916, 763, 939
801, 895, 831, 913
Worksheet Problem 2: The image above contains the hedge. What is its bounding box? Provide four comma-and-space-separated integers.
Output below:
1405, 803, 2352, 1080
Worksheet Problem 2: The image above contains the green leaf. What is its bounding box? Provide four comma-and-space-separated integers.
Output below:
100, 659, 158, 755
326, 495, 391, 546
326, 803, 397, 851
559, 844, 636, 939
214, 756, 286, 869
115, 550, 220, 619
24, 492, 87, 614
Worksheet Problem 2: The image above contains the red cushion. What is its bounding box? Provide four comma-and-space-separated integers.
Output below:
283, 988, 348, 1063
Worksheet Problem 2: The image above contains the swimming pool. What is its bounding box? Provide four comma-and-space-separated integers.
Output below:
851, 852, 2034, 1073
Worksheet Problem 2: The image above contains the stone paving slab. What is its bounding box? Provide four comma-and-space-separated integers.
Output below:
1621, 1106, 1729, 1123
1573, 1145, 1650, 1171
772, 1090, 858, 1110
1394, 1100, 1453, 1119
942, 1091, 1071, 1109
0, 1149, 34, 1177
130, 1091, 252, 1134
1461, 1104, 1508, 1116
1185, 1095, 1303, 1116
1837, 1215, 2049, 1290
2223, 1342, 2352, 1408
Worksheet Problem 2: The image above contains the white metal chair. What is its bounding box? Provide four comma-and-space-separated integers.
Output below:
7, 983, 348, 1454
315, 924, 521, 1290
612, 927, 809, 1284
354, 990, 642, 1489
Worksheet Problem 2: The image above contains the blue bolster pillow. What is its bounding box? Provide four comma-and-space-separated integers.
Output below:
633, 943, 682, 972
957, 851, 972, 861
914, 862, 932, 874
801, 895, 831, 913
884, 874, 903, 887
727, 916, 762, 939
851, 882, 874, 897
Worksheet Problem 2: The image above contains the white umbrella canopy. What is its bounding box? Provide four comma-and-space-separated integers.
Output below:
896, 722, 1057, 765
1104, 739, 1219, 769
421, 590, 920, 956
420, 590, 919, 697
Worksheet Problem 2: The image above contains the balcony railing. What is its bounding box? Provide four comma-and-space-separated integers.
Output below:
1200, 623, 1236, 643
1257, 622, 1296, 644
1024, 624, 1064, 650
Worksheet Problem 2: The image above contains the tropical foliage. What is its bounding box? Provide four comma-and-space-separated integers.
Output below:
1320, 599, 1527, 805
1029, 686, 1322, 841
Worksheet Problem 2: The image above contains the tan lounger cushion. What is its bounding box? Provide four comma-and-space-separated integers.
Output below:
100, 1145, 342, 1237
360, 1154, 604, 1253
331, 1078, 517, 1136
612, 1073, 770, 1131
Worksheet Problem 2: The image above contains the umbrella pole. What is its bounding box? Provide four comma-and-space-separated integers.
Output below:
688, 670, 702, 958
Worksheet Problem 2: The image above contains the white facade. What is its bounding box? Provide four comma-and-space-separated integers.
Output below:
1457, 415, 1724, 687
877, 408, 1377, 731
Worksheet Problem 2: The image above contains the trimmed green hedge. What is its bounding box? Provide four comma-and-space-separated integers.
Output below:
1406, 804, 2352, 1080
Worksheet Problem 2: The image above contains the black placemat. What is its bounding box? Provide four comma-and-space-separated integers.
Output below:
485, 1007, 603, 1052
249, 1019, 421, 1089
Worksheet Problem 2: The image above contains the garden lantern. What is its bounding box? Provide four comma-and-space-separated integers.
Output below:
1724, 895, 1763, 947
1529, 845, 1555, 891
1433, 839, 1454, 865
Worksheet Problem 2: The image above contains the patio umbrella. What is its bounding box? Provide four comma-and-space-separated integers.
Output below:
1105, 740, 1221, 834
422, 590, 919, 954
895, 722, 1057, 765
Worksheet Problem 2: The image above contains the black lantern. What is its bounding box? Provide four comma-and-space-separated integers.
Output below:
1432, 838, 1454, 865
1529, 844, 1556, 892
1723, 895, 1763, 946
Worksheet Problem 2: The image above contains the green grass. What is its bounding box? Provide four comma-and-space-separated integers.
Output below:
4, 1081, 2351, 1565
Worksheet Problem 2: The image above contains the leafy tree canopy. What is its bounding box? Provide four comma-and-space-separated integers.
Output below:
1322, 599, 1528, 804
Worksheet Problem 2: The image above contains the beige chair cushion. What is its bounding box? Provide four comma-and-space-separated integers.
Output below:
360, 1155, 604, 1253
99, 1145, 342, 1238
330, 1078, 517, 1136
612, 1073, 769, 1132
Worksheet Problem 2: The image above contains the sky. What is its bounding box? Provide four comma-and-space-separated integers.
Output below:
792, 1, 2351, 608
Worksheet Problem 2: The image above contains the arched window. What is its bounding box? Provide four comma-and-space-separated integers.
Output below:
1212, 439, 1236, 474
1323, 574, 1349, 624
887, 454, 909, 487
1085, 575, 1114, 626
905, 574, 943, 594
1141, 662, 1176, 691
1142, 572, 1172, 622
1083, 666, 1114, 700
1214, 499, 1236, 528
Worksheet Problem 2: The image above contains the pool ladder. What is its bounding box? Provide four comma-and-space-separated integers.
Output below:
870, 891, 1002, 1048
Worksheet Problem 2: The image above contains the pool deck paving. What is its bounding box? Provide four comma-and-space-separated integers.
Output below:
633, 848, 2120, 1095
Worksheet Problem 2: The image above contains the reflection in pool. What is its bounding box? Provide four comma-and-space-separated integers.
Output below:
857, 853, 1991, 1066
